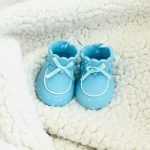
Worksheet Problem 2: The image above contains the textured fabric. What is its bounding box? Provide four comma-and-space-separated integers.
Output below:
0, 0, 150, 149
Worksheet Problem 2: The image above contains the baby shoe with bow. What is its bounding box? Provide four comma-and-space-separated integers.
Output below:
36, 40, 78, 106
75, 43, 115, 109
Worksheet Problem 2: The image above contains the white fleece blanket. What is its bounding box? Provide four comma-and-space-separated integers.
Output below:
0, 0, 150, 150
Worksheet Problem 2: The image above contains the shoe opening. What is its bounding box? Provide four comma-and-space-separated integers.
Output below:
49, 40, 78, 58
82, 44, 111, 60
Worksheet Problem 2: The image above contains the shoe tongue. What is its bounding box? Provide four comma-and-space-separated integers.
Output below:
89, 59, 100, 67
83, 57, 101, 68
46, 54, 70, 67
51, 54, 74, 66
56, 57, 70, 66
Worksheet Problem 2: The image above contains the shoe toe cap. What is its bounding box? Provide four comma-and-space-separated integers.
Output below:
36, 75, 74, 106
76, 79, 115, 109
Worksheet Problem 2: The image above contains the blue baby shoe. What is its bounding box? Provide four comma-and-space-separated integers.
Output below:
75, 43, 115, 109
36, 40, 78, 106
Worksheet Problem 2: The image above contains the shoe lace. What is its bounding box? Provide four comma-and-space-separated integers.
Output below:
44, 57, 74, 95
80, 63, 112, 97
45, 57, 74, 80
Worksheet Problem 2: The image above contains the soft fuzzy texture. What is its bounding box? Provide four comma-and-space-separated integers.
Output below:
0, 37, 56, 150
0, 0, 150, 150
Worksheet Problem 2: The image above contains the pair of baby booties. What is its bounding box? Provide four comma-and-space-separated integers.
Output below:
36, 39, 115, 110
